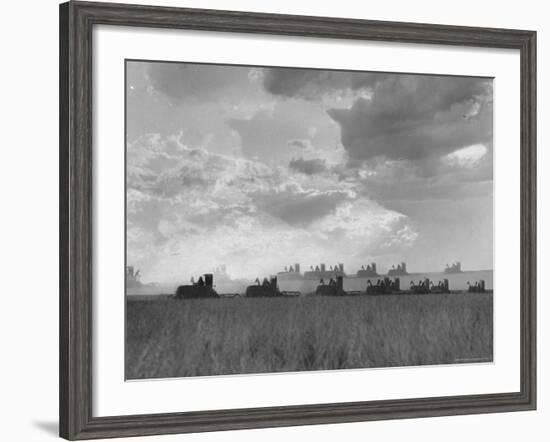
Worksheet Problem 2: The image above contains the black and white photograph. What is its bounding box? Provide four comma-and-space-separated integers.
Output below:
1, 0, 545, 439
125, 60, 494, 380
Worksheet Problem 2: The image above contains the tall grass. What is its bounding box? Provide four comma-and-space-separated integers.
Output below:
126, 293, 493, 379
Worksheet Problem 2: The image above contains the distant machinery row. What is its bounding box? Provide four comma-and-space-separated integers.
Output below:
276, 261, 465, 280
314, 276, 452, 296
278, 261, 465, 278
173, 273, 488, 299
128, 260, 466, 291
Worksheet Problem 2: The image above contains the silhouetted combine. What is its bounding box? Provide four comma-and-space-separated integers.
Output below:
245, 277, 282, 297
175, 273, 219, 299
365, 277, 450, 295
366, 277, 400, 295
467, 280, 486, 293
315, 276, 348, 296
407, 278, 450, 294
408, 278, 431, 294
429, 279, 450, 294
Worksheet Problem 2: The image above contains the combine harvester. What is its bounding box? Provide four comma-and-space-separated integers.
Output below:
315, 276, 363, 296
245, 277, 300, 298
467, 280, 487, 293
365, 277, 450, 296
366, 277, 401, 295
428, 279, 451, 294
175, 273, 219, 299
314, 276, 452, 297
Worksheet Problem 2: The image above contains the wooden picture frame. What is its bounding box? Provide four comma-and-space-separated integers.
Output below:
59, 1, 536, 439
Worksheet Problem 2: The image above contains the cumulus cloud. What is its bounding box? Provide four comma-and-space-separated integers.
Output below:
327, 75, 493, 162
127, 134, 416, 282
126, 61, 494, 281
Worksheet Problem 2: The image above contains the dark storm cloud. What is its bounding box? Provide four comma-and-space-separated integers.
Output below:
288, 157, 328, 175
327, 75, 492, 161
262, 68, 346, 99
262, 68, 379, 100
261, 68, 389, 100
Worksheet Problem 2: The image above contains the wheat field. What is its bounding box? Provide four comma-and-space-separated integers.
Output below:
125, 293, 493, 379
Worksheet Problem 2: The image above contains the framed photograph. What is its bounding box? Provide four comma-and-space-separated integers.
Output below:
59, 1, 536, 439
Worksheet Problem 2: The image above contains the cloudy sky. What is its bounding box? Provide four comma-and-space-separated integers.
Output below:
126, 60, 493, 283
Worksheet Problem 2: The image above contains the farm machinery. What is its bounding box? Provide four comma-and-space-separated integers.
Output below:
406, 278, 450, 294
428, 279, 450, 294
245, 277, 283, 297
175, 273, 219, 299
315, 276, 349, 296
365, 277, 450, 295
366, 277, 401, 295
467, 280, 486, 293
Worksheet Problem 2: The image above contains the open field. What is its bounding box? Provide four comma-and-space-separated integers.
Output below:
126, 293, 493, 379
